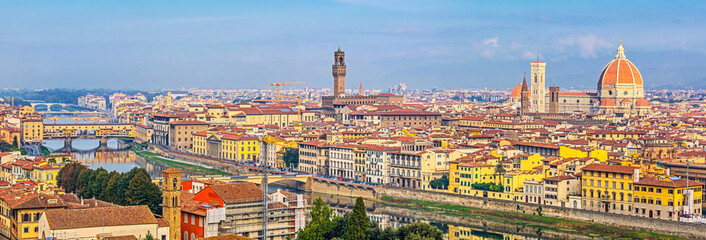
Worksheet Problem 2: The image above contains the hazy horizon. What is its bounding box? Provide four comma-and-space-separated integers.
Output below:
1, 1, 705, 90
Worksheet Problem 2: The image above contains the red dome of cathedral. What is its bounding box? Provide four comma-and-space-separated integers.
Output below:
510, 84, 524, 98
597, 42, 643, 87
510, 84, 531, 99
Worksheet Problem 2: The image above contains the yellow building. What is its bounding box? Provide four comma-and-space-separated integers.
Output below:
222, 134, 259, 161
559, 146, 608, 162
18, 106, 36, 119
420, 150, 462, 190
458, 116, 485, 128
633, 177, 703, 220
588, 130, 647, 140
227, 105, 317, 127
354, 148, 366, 182
29, 162, 63, 187
448, 224, 524, 240
581, 164, 638, 214
0, 193, 65, 240
20, 119, 43, 144
450, 162, 495, 195
0, 127, 22, 147
192, 131, 260, 161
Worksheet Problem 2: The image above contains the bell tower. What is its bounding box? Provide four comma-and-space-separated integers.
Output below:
332, 46, 346, 97
520, 76, 530, 115
530, 60, 546, 112
162, 168, 183, 240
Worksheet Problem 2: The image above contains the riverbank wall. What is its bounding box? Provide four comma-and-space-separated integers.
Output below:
377, 186, 706, 240
377, 206, 596, 240
150, 146, 246, 175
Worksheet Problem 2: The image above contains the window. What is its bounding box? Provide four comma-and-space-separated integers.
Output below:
24, 228, 28, 233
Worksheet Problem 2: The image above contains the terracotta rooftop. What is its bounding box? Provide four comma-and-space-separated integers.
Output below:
44, 205, 157, 230
635, 178, 703, 188
210, 182, 263, 204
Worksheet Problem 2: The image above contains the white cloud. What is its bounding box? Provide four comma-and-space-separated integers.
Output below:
557, 35, 612, 59
483, 37, 499, 47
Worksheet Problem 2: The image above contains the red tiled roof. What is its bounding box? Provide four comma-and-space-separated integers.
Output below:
44, 205, 157, 230
635, 178, 703, 188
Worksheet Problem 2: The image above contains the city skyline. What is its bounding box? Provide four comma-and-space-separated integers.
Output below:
1, 1, 705, 90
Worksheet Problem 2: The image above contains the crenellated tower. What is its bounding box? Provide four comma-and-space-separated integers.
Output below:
333, 47, 346, 97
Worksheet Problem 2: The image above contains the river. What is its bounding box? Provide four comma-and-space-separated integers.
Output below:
43, 139, 197, 178
42, 140, 601, 240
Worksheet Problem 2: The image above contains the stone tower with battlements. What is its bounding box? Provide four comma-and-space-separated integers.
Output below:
549, 86, 560, 113
530, 60, 546, 112
333, 47, 346, 97
162, 168, 183, 240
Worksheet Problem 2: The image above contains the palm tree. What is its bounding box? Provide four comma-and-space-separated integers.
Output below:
494, 163, 506, 187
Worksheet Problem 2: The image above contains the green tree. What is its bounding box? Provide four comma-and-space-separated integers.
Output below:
297, 198, 335, 240
283, 148, 299, 168
58, 162, 89, 193
396, 222, 443, 240
344, 197, 369, 240
77, 169, 94, 198
429, 175, 449, 189
40, 146, 51, 156
84, 168, 109, 199
494, 163, 506, 187
125, 170, 163, 214
101, 171, 122, 202
145, 231, 154, 240
12, 136, 18, 148
114, 167, 140, 205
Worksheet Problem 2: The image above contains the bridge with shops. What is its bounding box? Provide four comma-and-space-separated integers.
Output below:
43, 123, 135, 152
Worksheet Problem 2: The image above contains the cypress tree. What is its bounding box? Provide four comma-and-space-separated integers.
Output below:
344, 197, 369, 240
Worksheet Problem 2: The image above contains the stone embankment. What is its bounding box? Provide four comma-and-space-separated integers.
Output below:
377, 186, 706, 240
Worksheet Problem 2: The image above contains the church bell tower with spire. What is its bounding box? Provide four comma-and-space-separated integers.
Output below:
333, 46, 346, 97
520, 75, 530, 115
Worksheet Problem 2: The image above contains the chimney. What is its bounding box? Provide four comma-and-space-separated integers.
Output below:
81, 197, 84, 205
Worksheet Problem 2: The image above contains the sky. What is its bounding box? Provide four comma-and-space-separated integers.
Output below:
1, 1, 705, 91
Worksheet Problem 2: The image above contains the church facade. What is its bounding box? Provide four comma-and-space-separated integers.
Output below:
511, 42, 651, 117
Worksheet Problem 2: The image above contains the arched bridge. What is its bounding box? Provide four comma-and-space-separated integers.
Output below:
44, 117, 110, 124
44, 123, 135, 139
50, 136, 132, 153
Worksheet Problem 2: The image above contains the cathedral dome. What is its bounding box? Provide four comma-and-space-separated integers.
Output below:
597, 42, 643, 88
510, 84, 527, 98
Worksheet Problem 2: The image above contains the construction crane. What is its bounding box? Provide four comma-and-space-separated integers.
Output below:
269, 82, 306, 105
263, 94, 308, 124
258, 135, 299, 240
